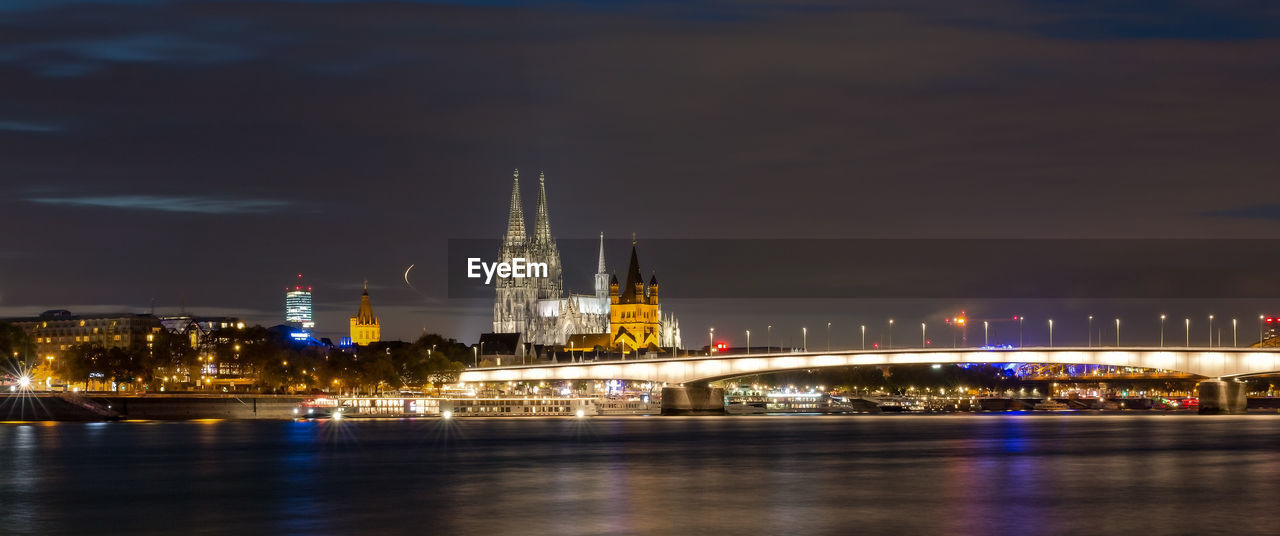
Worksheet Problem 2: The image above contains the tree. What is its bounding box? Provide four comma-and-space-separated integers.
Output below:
58, 343, 106, 390
0, 322, 36, 374
150, 329, 198, 384
423, 352, 465, 394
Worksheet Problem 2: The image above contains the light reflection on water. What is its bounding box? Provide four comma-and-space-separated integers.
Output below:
1, 415, 1279, 535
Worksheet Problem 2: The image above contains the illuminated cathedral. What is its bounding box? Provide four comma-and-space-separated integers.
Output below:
492, 170, 680, 354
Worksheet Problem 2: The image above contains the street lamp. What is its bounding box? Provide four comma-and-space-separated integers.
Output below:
746, 330, 751, 355
472, 346, 478, 367
709, 327, 715, 355
767, 325, 772, 353
1208, 315, 1214, 348
1160, 314, 1166, 347
1048, 319, 1054, 348
1018, 316, 1024, 348
1088, 315, 1093, 347
1185, 318, 1190, 347
888, 319, 894, 349
802, 327, 807, 352
1114, 318, 1120, 346
827, 322, 832, 351
983, 321, 989, 347
860, 325, 866, 350
921, 323, 927, 348
1232, 318, 1238, 347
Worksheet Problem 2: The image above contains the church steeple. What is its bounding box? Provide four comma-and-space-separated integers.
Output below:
349, 280, 380, 345
597, 232, 606, 273
532, 172, 553, 245
594, 232, 609, 299
620, 238, 645, 304
527, 171, 563, 301
503, 169, 527, 248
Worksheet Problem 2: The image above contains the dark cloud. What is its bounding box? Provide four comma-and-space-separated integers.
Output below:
1, 0, 1278, 343
1201, 204, 1280, 221
27, 195, 292, 214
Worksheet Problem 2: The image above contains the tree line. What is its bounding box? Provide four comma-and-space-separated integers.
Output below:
1, 322, 467, 395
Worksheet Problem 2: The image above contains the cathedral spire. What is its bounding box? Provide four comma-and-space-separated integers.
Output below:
597, 232, 606, 273
503, 169, 527, 247
532, 171, 553, 245
594, 231, 609, 299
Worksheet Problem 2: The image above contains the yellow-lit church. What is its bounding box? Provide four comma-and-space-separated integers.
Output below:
349, 282, 380, 346
567, 240, 666, 355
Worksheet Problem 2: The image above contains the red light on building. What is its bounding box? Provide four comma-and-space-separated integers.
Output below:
715, 342, 728, 351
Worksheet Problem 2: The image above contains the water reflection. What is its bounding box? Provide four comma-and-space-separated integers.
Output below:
0, 415, 1278, 535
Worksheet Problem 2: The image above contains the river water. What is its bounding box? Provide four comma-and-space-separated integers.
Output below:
2, 415, 1279, 535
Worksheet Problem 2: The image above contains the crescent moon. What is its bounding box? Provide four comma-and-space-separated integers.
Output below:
403, 264, 415, 286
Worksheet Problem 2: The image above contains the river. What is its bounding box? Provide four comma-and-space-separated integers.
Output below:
2, 414, 1279, 535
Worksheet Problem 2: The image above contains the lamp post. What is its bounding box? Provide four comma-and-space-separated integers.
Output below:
472, 346, 477, 367
767, 325, 772, 353
1018, 316, 1024, 348
1261, 315, 1266, 346
861, 325, 866, 350
709, 327, 715, 356
888, 319, 894, 349
827, 322, 832, 351
1185, 318, 1190, 347
983, 321, 989, 347
921, 323, 927, 348
746, 330, 751, 355
1048, 319, 1054, 348
1160, 314, 1166, 347
802, 327, 808, 352
1208, 315, 1214, 348
1088, 315, 1093, 347
1232, 318, 1238, 347
1114, 318, 1120, 346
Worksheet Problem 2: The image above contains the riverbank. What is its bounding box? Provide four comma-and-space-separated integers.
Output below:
4, 393, 1279, 421
0, 393, 306, 421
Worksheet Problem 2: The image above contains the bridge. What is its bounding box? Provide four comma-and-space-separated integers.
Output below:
460, 347, 1280, 414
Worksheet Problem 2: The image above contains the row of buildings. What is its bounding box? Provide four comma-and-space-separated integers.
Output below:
2, 280, 380, 362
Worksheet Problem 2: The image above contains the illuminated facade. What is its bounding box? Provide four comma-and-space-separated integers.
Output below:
8, 310, 164, 359
607, 240, 674, 353
285, 276, 315, 329
349, 281, 381, 346
491, 170, 680, 350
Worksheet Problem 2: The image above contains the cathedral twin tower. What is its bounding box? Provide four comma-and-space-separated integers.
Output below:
492, 170, 680, 354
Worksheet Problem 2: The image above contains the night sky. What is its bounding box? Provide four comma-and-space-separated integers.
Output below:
2, 0, 1279, 346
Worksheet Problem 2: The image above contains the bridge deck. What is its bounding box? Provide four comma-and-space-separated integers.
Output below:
459, 347, 1280, 385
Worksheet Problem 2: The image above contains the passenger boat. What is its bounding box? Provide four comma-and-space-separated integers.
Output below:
594, 398, 661, 415
298, 396, 596, 418
439, 397, 598, 417
1032, 399, 1070, 411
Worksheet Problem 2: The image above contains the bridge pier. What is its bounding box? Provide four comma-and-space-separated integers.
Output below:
661, 386, 725, 415
1197, 379, 1248, 415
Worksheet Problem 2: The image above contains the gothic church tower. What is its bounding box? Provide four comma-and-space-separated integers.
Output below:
493, 169, 535, 334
